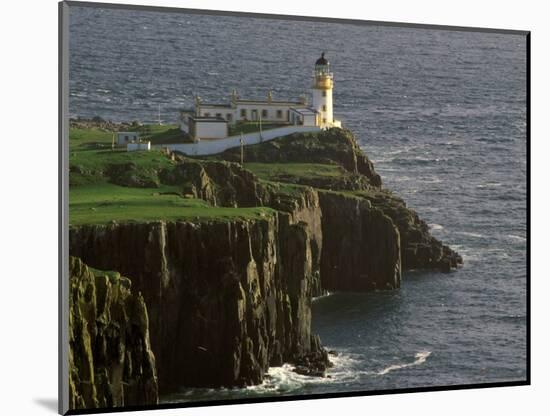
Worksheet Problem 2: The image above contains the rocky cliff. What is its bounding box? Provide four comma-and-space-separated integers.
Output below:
318, 192, 401, 291
68, 126, 461, 399
69, 213, 332, 392
357, 190, 463, 272
212, 128, 462, 272
218, 128, 382, 187
69, 257, 158, 410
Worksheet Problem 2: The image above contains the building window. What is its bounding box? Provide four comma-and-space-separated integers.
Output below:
240, 109, 246, 118
216, 113, 222, 118
125, 136, 129, 142
323, 118, 327, 124
322, 91, 326, 97
262, 109, 268, 118
276, 110, 283, 119
322, 105, 326, 111
227, 114, 233, 122
204, 112, 210, 117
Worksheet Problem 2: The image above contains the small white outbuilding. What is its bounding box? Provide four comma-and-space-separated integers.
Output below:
117, 132, 140, 145
127, 141, 151, 152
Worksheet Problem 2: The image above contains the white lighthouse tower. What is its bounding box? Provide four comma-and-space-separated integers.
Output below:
312, 52, 334, 128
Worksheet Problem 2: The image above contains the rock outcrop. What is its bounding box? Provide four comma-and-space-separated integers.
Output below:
357, 190, 462, 272
212, 128, 461, 272
69, 214, 330, 392
69, 257, 158, 410
218, 128, 382, 187
318, 192, 401, 291
159, 160, 269, 207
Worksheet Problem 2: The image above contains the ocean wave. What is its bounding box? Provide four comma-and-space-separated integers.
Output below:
422, 177, 443, 184
247, 352, 360, 394
392, 157, 447, 166
162, 350, 434, 402
312, 291, 333, 302
476, 182, 502, 188
377, 351, 432, 375
456, 231, 485, 238
429, 223, 444, 231
505, 234, 526, 242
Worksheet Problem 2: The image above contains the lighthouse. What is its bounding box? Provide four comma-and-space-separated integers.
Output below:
180, 51, 341, 142
312, 52, 334, 128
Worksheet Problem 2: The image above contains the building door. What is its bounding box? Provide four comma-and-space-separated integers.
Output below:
251, 109, 258, 121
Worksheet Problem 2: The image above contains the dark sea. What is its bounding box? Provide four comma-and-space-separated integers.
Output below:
69, 6, 528, 401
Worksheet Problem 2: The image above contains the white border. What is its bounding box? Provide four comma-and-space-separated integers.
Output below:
2, 0, 547, 415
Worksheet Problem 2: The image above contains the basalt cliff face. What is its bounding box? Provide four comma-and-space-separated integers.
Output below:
318, 192, 401, 292
69, 127, 461, 402
69, 257, 158, 409
70, 213, 328, 392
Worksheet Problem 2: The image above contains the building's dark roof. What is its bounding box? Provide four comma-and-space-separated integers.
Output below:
200, 103, 233, 109
315, 52, 328, 66
236, 99, 302, 105
190, 116, 227, 123
290, 107, 319, 115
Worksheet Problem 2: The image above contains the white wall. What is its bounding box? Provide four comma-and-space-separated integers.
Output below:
127, 141, 151, 151
194, 121, 228, 139
302, 113, 317, 126
161, 125, 321, 155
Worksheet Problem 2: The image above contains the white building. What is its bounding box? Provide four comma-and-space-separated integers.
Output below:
180, 53, 341, 142
117, 131, 140, 145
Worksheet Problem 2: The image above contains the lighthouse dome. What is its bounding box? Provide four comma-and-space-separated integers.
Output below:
315, 52, 328, 66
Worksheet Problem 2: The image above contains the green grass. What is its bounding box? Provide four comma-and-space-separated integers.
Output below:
69, 127, 177, 186
69, 126, 275, 225
69, 183, 275, 226
245, 162, 346, 181
70, 148, 174, 172
69, 124, 184, 149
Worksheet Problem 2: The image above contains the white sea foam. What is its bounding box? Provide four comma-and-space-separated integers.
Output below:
457, 231, 485, 238
422, 178, 443, 184
247, 350, 433, 394
246, 351, 361, 394
506, 234, 526, 242
429, 223, 444, 231
377, 351, 432, 375
476, 182, 503, 189
312, 291, 333, 302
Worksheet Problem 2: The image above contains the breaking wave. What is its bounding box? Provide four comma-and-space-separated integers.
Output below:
377, 351, 432, 375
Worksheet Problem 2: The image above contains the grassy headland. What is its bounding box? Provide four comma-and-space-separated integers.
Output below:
68, 125, 275, 225
68, 124, 383, 226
